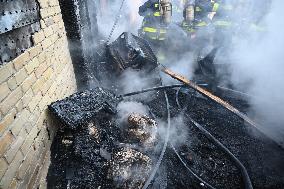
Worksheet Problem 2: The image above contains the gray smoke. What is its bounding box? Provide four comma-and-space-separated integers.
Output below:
92, 1, 284, 144
116, 101, 149, 125
96, 0, 145, 40
227, 0, 284, 143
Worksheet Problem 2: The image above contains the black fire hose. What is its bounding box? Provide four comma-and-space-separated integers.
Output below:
122, 84, 185, 97
176, 87, 254, 189
122, 84, 216, 189
170, 143, 217, 189
142, 90, 171, 189
122, 85, 253, 189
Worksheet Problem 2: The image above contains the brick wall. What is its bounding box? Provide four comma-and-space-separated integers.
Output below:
0, 0, 77, 188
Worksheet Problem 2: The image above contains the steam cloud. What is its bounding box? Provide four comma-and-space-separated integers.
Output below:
94, 0, 283, 144
96, 0, 145, 40
228, 0, 284, 144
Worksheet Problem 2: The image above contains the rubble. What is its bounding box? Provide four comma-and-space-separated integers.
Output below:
108, 147, 152, 189
46, 30, 284, 188
49, 87, 120, 129
127, 113, 158, 147
47, 87, 284, 189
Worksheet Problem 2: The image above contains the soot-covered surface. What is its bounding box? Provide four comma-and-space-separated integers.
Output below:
47, 87, 284, 189
49, 88, 120, 129
173, 88, 284, 189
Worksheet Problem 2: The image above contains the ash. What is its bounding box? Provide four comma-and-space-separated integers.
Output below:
47, 87, 284, 189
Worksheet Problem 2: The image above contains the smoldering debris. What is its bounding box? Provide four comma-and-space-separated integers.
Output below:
126, 113, 158, 148
49, 87, 120, 129
108, 147, 152, 189
47, 86, 284, 189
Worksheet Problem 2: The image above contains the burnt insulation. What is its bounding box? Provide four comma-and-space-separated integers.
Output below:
48, 87, 120, 129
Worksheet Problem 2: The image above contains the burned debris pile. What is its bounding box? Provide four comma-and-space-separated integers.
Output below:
46, 33, 284, 189
47, 85, 284, 189
49, 88, 120, 129
47, 87, 162, 188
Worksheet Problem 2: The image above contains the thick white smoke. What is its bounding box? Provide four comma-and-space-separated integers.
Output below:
93, 1, 284, 144
96, 0, 145, 40
229, 0, 284, 143
116, 101, 149, 125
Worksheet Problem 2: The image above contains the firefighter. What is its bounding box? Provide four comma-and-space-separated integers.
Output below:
181, 0, 216, 34
138, 0, 172, 62
211, 0, 235, 47
139, 0, 172, 43
181, 0, 195, 36
181, 0, 215, 54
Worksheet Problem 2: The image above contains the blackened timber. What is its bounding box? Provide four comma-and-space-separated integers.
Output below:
58, 0, 98, 90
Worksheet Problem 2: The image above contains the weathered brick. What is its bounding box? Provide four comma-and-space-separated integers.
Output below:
41, 79, 53, 96
25, 57, 40, 74
28, 45, 42, 59
36, 112, 47, 131
32, 77, 46, 95
0, 158, 8, 179
17, 146, 36, 180
44, 17, 54, 27
13, 53, 30, 71
0, 109, 17, 136
38, 95, 51, 111
0, 82, 11, 102
17, 166, 32, 189
35, 62, 48, 78
0, 151, 23, 189
15, 68, 28, 85
37, 52, 46, 63
44, 27, 53, 38
53, 14, 61, 24
32, 31, 45, 44
34, 137, 46, 163
40, 8, 49, 18
38, 0, 48, 8
21, 73, 37, 93
8, 178, 18, 189
21, 89, 34, 108
58, 20, 65, 29
0, 87, 22, 115
0, 132, 14, 157
15, 100, 23, 112
0, 63, 14, 83
42, 67, 53, 81
50, 35, 57, 46
26, 111, 40, 133
4, 128, 26, 163
48, 82, 57, 98
27, 92, 42, 112
10, 109, 30, 137
40, 20, 46, 29
21, 125, 39, 156
27, 163, 40, 189
41, 38, 53, 49
51, 23, 59, 34
7, 77, 17, 91
24, 122, 33, 136
53, 6, 60, 14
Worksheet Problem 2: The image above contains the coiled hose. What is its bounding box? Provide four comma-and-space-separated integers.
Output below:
176, 87, 253, 189
123, 84, 216, 189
